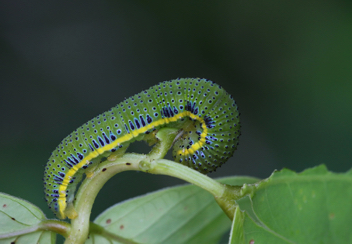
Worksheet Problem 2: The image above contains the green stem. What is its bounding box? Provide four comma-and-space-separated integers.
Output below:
213, 184, 243, 219
139, 158, 241, 219
64, 153, 147, 244
39, 219, 71, 238
141, 159, 225, 196
0, 219, 70, 239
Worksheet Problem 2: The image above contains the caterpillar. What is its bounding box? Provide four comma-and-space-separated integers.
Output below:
43, 78, 241, 219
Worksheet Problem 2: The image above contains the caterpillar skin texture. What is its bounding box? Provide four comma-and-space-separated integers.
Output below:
43, 78, 240, 219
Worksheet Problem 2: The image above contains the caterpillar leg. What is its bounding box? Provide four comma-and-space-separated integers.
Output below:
107, 146, 128, 161
148, 127, 179, 160
65, 202, 78, 219
143, 129, 159, 146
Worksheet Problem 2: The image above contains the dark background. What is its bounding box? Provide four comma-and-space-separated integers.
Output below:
1, 0, 351, 220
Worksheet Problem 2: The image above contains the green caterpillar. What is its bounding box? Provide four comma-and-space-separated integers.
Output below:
43, 78, 241, 219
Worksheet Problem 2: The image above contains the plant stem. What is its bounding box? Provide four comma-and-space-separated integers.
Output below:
139, 158, 241, 219
39, 219, 71, 237
143, 158, 225, 196
0, 219, 70, 239
64, 153, 146, 244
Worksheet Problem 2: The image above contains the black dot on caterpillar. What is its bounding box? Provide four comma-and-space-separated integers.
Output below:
43, 78, 241, 219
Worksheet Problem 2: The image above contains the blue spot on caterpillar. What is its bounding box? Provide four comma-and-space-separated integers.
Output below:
43, 78, 241, 219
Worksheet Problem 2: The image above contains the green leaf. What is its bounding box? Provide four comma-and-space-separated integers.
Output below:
229, 165, 352, 244
86, 176, 259, 244
0, 193, 56, 244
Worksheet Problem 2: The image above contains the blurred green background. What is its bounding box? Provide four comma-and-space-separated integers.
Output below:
1, 0, 351, 220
